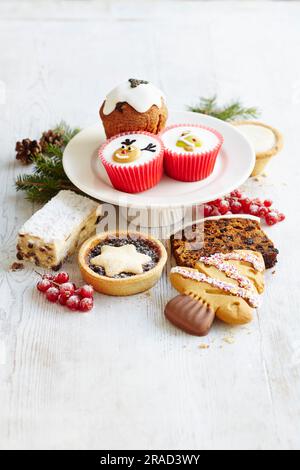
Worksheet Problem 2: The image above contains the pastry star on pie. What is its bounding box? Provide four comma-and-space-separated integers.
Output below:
90, 244, 152, 277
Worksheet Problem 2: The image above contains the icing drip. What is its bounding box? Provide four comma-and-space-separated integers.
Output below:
171, 266, 260, 308
103, 80, 165, 115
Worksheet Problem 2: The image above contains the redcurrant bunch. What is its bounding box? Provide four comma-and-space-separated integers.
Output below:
204, 190, 285, 226
36, 272, 94, 313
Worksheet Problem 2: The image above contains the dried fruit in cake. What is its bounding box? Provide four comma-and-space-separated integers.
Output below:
233, 121, 283, 176
99, 131, 164, 193
99, 79, 168, 138
170, 216, 278, 269
17, 190, 101, 270
165, 249, 265, 335
78, 231, 167, 296
160, 124, 223, 182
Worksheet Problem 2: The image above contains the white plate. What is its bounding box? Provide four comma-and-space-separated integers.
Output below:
63, 111, 255, 209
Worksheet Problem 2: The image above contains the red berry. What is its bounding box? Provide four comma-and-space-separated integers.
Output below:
258, 206, 268, 218
42, 273, 54, 281
204, 204, 213, 217
79, 285, 94, 299
249, 204, 260, 216
45, 286, 59, 302
59, 282, 75, 298
265, 213, 278, 226
240, 197, 251, 212
230, 200, 242, 214
264, 199, 273, 208
37, 279, 52, 293
230, 189, 242, 198
277, 212, 285, 222
218, 200, 230, 215
79, 297, 94, 312
58, 293, 68, 305
210, 198, 223, 208
252, 198, 262, 206
66, 295, 81, 311
53, 272, 69, 284
210, 207, 221, 216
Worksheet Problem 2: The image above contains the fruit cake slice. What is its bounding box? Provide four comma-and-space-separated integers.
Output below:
17, 190, 101, 270
171, 216, 278, 269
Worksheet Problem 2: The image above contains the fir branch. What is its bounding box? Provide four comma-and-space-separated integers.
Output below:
15, 123, 81, 203
42, 143, 63, 158
33, 154, 66, 179
15, 173, 79, 203
188, 95, 260, 121
53, 120, 81, 145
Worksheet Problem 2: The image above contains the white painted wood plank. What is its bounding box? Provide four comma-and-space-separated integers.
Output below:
0, 0, 300, 450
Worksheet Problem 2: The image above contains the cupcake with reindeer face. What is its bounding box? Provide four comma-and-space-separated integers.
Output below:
99, 79, 168, 138
99, 131, 164, 193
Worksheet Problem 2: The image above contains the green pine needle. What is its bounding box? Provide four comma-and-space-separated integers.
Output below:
15, 173, 82, 203
188, 95, 260, 121
15, 123, 81, 203
54, 120, 81, 145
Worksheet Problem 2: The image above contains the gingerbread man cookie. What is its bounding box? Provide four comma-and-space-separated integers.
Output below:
165, 250, 265, 335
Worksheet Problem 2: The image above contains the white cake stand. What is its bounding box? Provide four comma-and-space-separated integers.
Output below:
63, 111, 255, 229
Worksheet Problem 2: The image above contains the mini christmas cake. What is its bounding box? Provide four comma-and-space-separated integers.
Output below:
99, 131, 164, 193
160, 124, 223, 182
78, 231, 167, 296
99, 78, 168, 138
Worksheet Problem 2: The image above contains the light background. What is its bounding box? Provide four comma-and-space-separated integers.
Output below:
0, 0, 300, 450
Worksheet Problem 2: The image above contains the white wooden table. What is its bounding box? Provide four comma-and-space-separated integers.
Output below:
1, 0, 300, 450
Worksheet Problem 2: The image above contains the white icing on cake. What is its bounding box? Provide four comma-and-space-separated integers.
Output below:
235, 124, 276, 153
101, 133, 162, 167
161, 126, 219, 154
102, 80, 165, 115
19, 190, 99, 244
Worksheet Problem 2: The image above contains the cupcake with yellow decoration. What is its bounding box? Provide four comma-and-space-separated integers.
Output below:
99, 131, 164, 193
160, 124, 223, 182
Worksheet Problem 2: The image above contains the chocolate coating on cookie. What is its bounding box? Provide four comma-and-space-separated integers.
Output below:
164, 294, 215, 336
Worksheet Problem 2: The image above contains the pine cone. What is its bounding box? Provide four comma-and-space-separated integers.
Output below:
15, 139, 42, 165
40, 129, 64, 151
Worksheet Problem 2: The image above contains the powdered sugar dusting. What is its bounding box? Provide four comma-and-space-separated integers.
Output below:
19, 190, 99, 243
